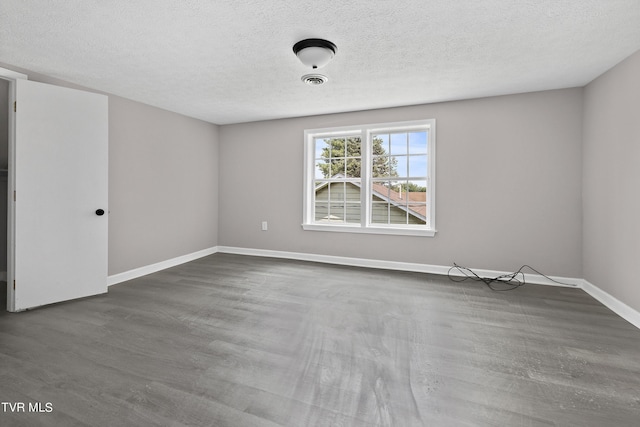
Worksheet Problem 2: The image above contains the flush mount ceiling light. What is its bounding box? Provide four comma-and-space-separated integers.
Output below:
301, 73, 329, 86
293, 38, 337, 69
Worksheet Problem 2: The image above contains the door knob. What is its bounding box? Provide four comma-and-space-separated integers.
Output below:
95, 209, 105, 216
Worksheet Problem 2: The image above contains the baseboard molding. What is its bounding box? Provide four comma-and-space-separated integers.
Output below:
580, 279, 640, 330
218, 245, 455, 275
216, 246, 582, 287
107, 246, 219, 286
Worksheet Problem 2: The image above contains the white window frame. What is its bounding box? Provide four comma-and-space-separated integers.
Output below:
302, 119, 436, 237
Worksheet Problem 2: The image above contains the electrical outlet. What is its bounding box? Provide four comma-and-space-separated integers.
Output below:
261, 221, 268, 231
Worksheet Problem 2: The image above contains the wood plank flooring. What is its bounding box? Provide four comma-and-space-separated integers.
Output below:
1, 253, 639, 426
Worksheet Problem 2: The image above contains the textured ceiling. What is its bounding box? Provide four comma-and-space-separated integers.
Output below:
1, 1, 640, 125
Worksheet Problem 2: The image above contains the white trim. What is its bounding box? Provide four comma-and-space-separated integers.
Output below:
4, 71, 19, 312
107, 246, 219, 286
302, 223, 436, 237
218, 245, 446, 272
0, 67, 28, 81
580, 279, 640, 330
217, 246, 581, 287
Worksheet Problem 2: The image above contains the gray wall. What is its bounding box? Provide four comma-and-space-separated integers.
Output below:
108, 96, 219, 274
583, 50, 640, 313
219, 88, 584, 277
0, 62, 220, 277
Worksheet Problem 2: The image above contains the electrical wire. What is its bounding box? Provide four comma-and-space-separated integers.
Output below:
447, 263, 575, 291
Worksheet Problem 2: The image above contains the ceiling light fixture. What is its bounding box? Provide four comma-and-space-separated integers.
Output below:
293, 38, 337, 69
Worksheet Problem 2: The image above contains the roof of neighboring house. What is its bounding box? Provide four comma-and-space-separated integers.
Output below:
371, 182, 427, 219
315, 179, 427, 221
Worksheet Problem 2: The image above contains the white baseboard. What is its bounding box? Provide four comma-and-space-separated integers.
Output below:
580, 279, 640, 330
107, 246, 219, 286
108, 245, 640, 330
216, 246, 582, 288
218, 245, 455, 275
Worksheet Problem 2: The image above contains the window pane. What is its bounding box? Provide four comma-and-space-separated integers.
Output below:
408, 131, 427, 154
345, 203, 361, 223
315, 138, 330, 159
313, 136, 362, 223
371, 202, 390, 224
346, 137, 362, 157
328, 203, 345, 222
395, 180, 409, 203
408, 203, 427, 224
328, 138, 345, 157
372, 134, 389, 155
329, 182, 345, 201
390, 133, 407, 155
406, 180, 427, 199
345, 157, 361, 178
393, 156, 408, 177
345, 183, 360, 201
408, 155, 427, 177
315, 161, 328, 179
315, 181, 329, 201
330, 158, 345, 177
406, 183, 427, 222
371, 180, 391, 199
372, 156, 391, 177
389, 207, 408, 225
315, 203, 328, 222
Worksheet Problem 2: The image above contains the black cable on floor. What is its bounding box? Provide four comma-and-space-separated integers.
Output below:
447, 263, 574, 291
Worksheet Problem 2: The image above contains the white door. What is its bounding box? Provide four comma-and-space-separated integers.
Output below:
9, 79, 108, 311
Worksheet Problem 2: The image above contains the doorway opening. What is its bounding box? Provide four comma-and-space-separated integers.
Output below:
0, 78, 9, 309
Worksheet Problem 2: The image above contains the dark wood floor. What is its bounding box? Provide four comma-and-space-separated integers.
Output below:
1, 253, 639, 426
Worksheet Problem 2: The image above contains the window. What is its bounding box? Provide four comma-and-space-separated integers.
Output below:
303, 119, 436, 236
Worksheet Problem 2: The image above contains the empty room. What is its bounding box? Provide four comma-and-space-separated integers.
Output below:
1, 1, 640, 426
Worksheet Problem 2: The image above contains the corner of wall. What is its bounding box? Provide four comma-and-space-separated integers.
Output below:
581, 49, 640, 314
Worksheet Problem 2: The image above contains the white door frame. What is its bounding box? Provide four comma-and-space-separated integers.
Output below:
0, 67, 28, 312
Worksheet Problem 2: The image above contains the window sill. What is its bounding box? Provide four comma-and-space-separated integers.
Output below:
301, 223, 436, 237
